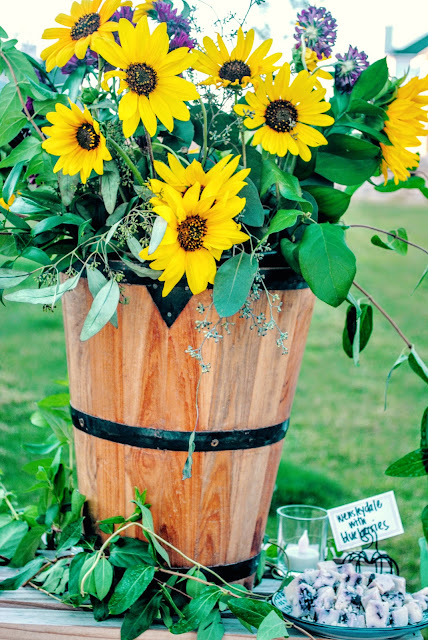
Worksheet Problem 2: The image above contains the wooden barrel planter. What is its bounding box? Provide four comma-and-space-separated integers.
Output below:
62, 262, 315, 585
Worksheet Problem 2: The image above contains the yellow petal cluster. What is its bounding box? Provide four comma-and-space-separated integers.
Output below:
133, 1, 155, 21
42, 101, 112, 184
140, 156, 250, 296
234, 62, 334, 160
192, 28, 281, 89
0, 194, 16, 211
41, 0, 127, 72
380, 75, 428, 184
93, 17, 199, 138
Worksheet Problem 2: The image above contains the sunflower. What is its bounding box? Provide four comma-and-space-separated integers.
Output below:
140, 181, 249, 296
192, 28, 281, 89
133, 1, 155, 21
41, 0, 128, 73
0, 194, 16, 211
42, 101, 112, 184
93, 17, 199, 138
234, 62, 334, 160
380, 75, 428, 184
304, 49, 333, 81
150, 153, 250, 203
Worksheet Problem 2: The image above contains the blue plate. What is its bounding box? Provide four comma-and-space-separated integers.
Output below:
272, 591, 428, 640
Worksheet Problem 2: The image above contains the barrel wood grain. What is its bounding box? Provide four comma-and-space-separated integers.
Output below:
62, 276, 315, 571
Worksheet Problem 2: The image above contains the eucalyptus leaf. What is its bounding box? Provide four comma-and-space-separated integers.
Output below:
0, 268, 30, 289
5, 272, 80, 305
240, 176, 265, 227
257, 610, 289, 640
10, 196, 49, 215
109, 566, 155, 615
80, 279, 120, 341
213, 253, 258, 317
121, 257, 162, 279
58, 172, 79, 207
101, 162, 120, 214
148, 216, 167, 255
21, 247, 51, 266
86, 268, 118, 328
127, 236, 145, 262
299, 224, 356, 307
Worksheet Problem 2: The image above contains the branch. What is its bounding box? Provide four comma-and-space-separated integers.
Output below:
0, 51, 45, 142
352, 281, 413, 349
349, 224, 428, 256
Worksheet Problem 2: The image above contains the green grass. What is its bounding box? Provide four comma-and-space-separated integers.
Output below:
0, 197, 427, 588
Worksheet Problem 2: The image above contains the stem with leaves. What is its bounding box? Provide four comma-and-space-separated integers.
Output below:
0, 50, 45, 142
107, 138, 145, 186
349, 224, 428, 256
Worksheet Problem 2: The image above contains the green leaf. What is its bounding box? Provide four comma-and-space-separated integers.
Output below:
0, 557, 46, 590
182, 430, 195, 481
87, 268, 118, 328
228, 598, 276, 630
170, 586, 222, 634
339, 116, 391, 145
80, 279, 120, 341
261, 159, 307, 204
267, 209, 300, 235
280, 238, 301, 274
0, 83, 21, 121
213, 253, 258, 317
299, 224, 356, 307
3, 49, 38, 83
409, 348, 428, 385
5, 272, 80, 305
412, 265, 428, 294
139, 505, 170, 566
422, 505, 428, 543
375, 175, 427, 193
109, 566, 155, 615
348, 99, 387, 119
121, 592, 163, 640
371, 228, 408, 255
0, 520, 28, 559
421, 407, 428, 450
10, 197, 49, 215
186, 568, 208, 598
386, 449, 428, 477
21, 247, 51, 266
0, 268, 30, 289
10, 525, 45, 567
0, 136, 42, 169
79, 553, 98, 596
121, 257, 161, 279
240, 176, 265, 227
127, 236, 146, 262
0, 115, 27, 146
257, 610, 289, 640
109, 537, 156, 568
197, 608, 225, 640
303, 185, 351, 222
101, 162, 120, 214
351, 58, 388, 101
342, 303, 373, 362
94, 557, 113, 601
32, 214, 84, 236
98, 515, 126, 534
2, 162, 24, 203
57, 517, 83, 551
62, 64, 87, 102
68, 552, 87, 602
384, 352, 409, 409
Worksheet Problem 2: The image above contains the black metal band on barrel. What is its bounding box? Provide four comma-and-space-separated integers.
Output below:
166, 553, 261, 583
71, 406, 289, 452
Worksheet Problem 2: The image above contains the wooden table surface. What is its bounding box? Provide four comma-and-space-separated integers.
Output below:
0, 567, 423, 640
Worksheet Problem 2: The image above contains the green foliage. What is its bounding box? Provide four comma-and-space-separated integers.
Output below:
213, 253, 258, 317
371, 228, 408, 255
342, 300, 373, 363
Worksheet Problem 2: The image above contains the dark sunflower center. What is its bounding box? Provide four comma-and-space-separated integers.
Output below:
177, 215, 207, 252
265, 100, 298, 133
76, 123, 100, 151
126, 63, 158, 96
70, 13, 101, 40
219, 59, 251, 84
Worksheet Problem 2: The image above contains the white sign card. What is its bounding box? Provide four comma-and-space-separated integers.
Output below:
327, 491, 404, 552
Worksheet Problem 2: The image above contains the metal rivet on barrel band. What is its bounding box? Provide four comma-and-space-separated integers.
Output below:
70, 406, 289, 452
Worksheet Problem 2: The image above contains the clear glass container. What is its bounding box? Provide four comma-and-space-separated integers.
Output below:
277, 504, 329, 574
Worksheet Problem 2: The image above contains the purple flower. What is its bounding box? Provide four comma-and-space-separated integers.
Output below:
62, 50, 98, 75
335, 45, 369, 93
110, 5, 135, 22
25, 97, 34, 117
169, 31, 197, 51
294, 6, 337, 60
154, 1, 192, 37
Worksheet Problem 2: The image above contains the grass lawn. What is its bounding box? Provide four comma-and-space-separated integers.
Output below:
0, 195, 427, 588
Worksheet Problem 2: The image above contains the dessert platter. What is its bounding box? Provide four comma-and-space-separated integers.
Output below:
272, 561, 428, 639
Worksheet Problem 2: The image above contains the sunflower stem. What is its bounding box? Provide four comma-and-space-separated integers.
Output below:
199, 97, 208, 167
144, 129, 157, 179
107, 138, 145, 186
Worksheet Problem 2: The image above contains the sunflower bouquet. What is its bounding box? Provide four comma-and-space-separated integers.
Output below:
0, 0, 427, 361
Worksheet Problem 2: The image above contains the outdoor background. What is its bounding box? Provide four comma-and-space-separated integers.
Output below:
0, 0, 427, 591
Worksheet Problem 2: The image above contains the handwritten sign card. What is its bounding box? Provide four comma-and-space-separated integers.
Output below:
327, 491, 404, 552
